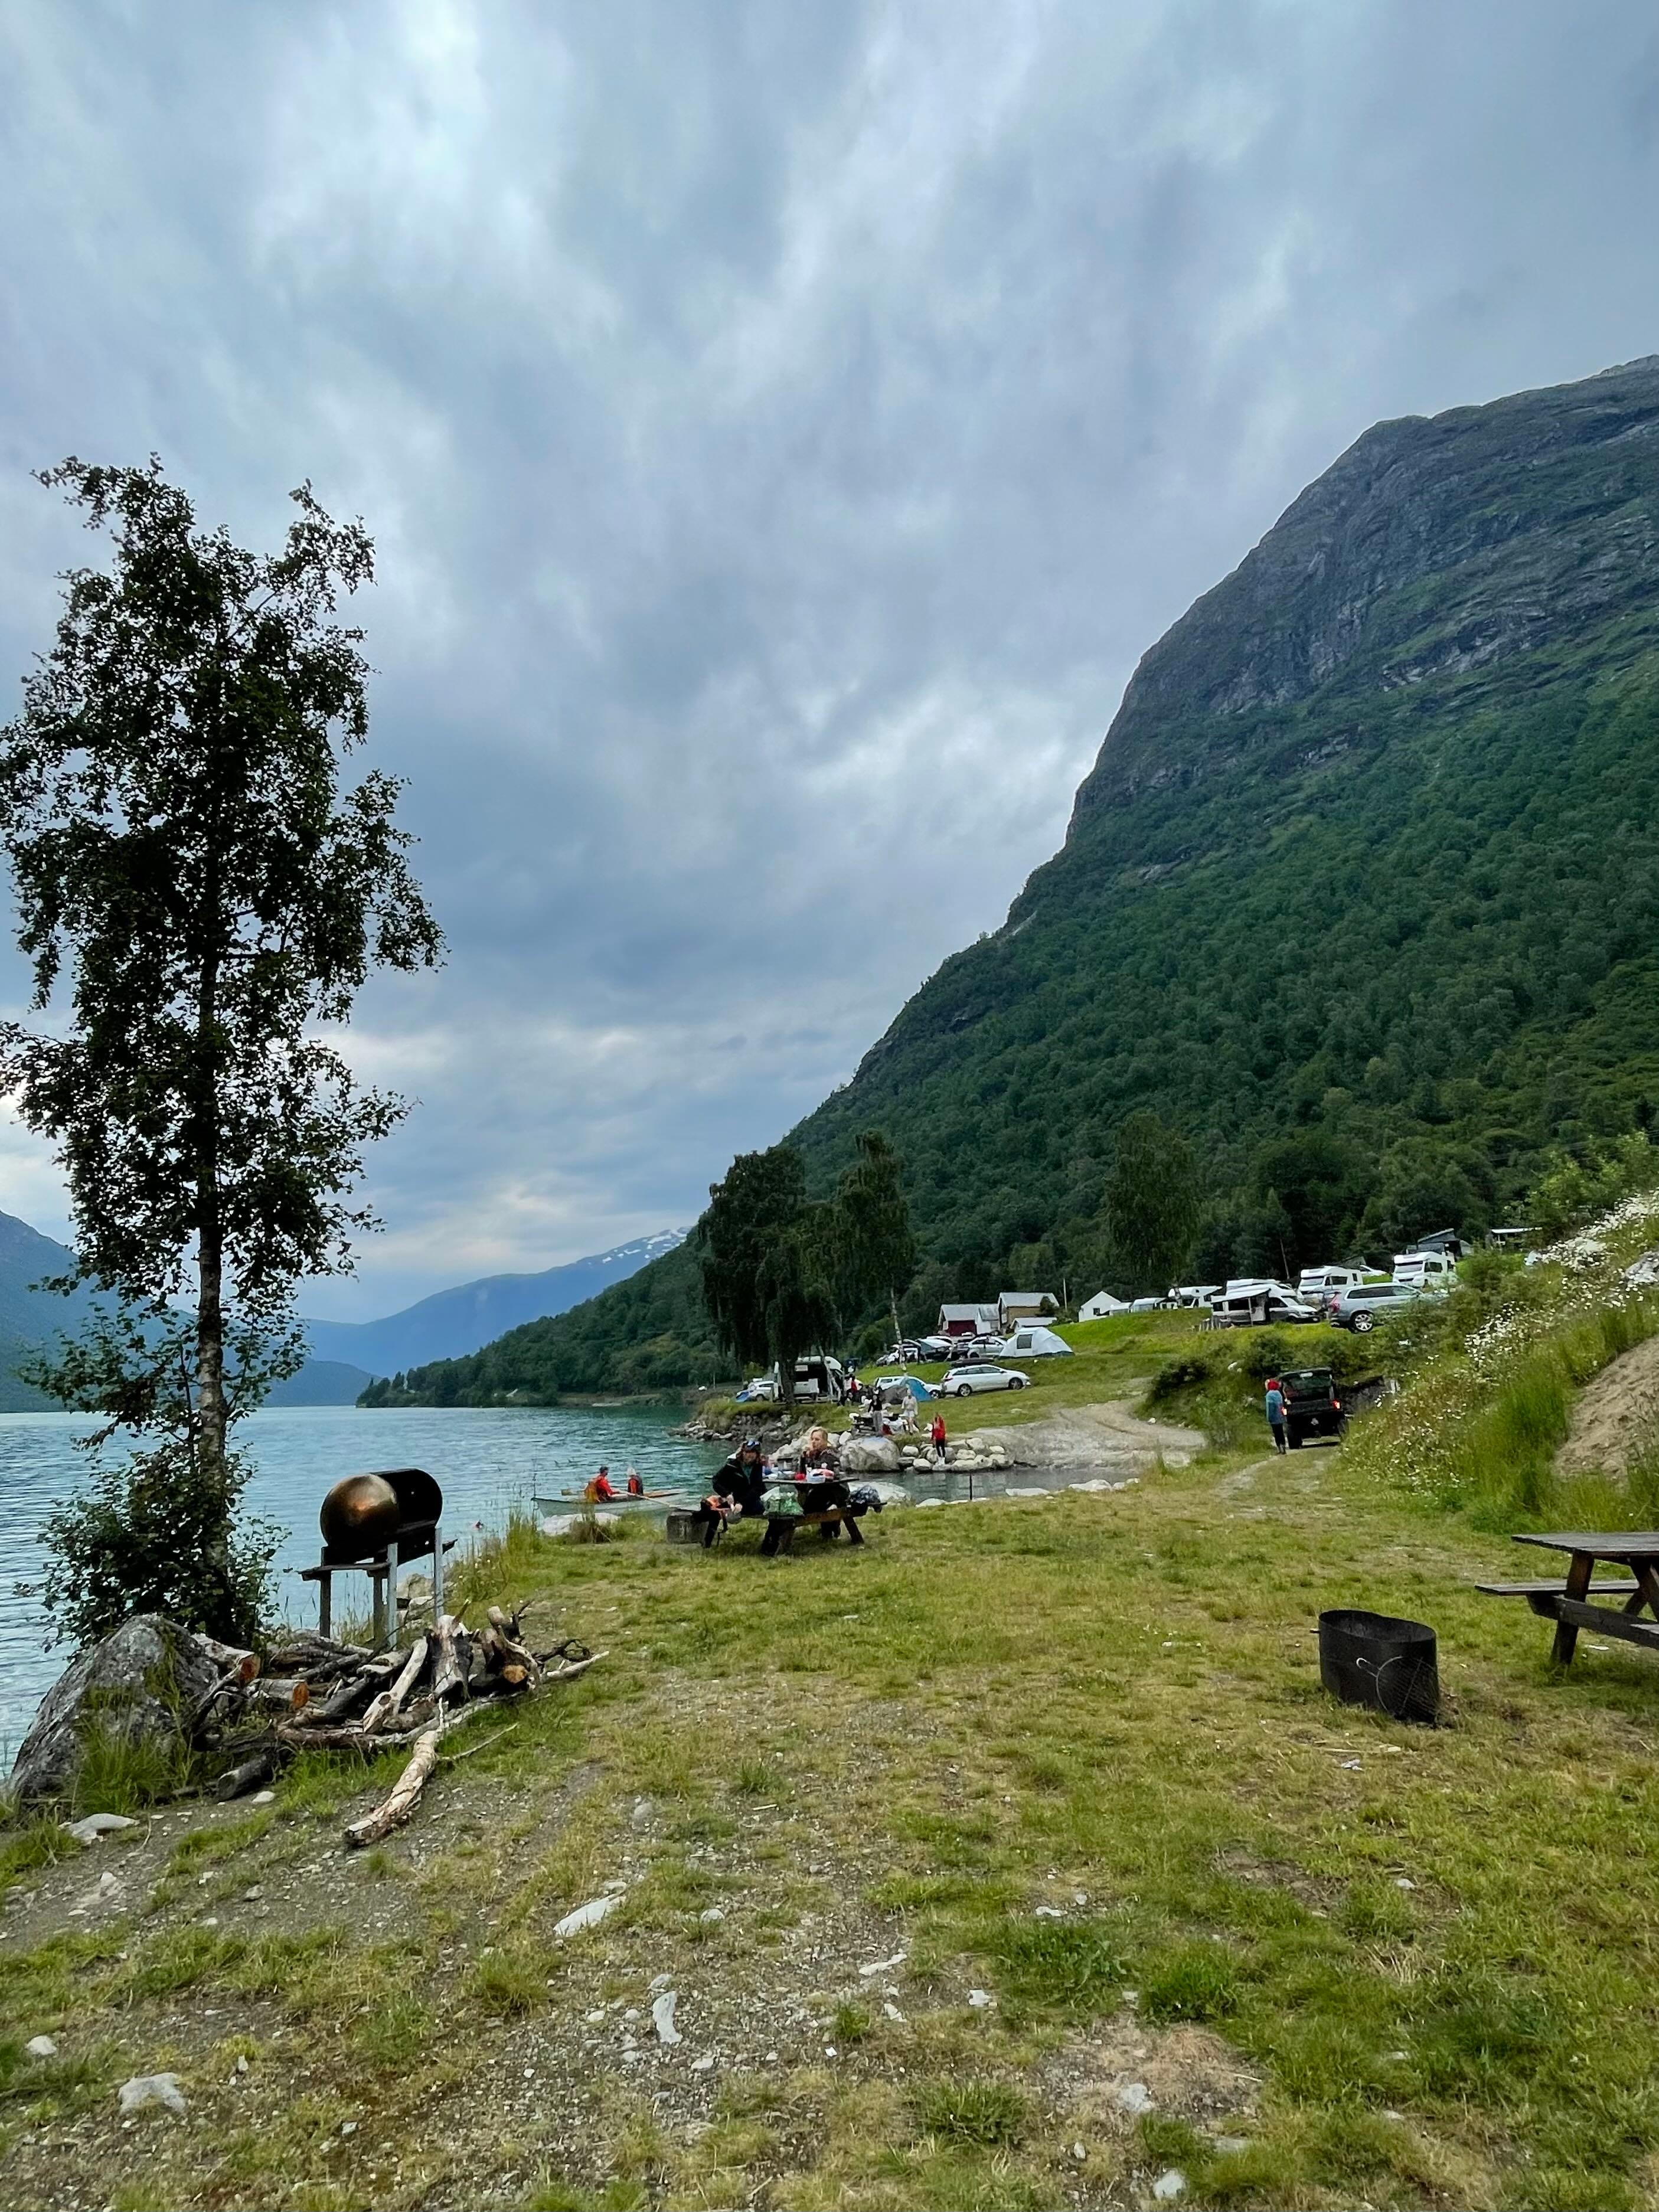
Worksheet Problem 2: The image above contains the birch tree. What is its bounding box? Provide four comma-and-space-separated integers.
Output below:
0, 458, 442, 1641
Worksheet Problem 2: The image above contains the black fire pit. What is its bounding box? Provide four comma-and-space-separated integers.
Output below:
304, 1468, 449, 1646
1318, 1607, 1441, 1724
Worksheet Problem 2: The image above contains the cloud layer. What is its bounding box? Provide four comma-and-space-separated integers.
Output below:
2, 0, 1657, 1315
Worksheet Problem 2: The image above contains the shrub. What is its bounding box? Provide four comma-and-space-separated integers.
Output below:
31, 1439, 278, 1649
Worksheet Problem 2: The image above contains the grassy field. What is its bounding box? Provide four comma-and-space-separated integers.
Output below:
5, 1417, 1659, 2210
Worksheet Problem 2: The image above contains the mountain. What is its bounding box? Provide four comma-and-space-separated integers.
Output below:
266, 1358, 376, 1407
0, 1211, 100, 1410
375, 355, 1659, 1404
306, 1229, 688, 1377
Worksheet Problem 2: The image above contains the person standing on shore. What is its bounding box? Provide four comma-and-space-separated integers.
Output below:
1264, 1379, 1288, 1455
930, 1410, 948, 1465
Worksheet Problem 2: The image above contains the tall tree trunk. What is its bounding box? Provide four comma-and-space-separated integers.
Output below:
195, 946, 228, 1485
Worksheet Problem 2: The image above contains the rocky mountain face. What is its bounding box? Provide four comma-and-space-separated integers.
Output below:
1071, 357, 1659, 819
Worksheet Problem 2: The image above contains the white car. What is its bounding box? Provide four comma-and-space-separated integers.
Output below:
945, 1363, 1030, 1397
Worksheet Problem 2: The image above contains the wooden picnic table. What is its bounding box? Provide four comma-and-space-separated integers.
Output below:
1478, 1531, 1659, 1667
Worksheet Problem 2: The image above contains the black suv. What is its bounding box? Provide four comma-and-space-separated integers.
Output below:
1278, 1368, 1347, 1446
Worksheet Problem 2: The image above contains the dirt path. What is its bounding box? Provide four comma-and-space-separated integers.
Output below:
1555, 1330, 1659, 1482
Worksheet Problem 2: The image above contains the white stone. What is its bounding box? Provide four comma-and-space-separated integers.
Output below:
25, 2035, 57, 2059
1113, 2080, 1154, 2115
554, 1893, 622, 1939
649, 1971, 674, 1991
690, 2053, 715, 2073
883, 2002, 904, 2021
119, 2073, 187, 2118
698, 1907, 725, 1925
250, 1790, 275, 1805
967, 1990, 995, 2009
858, 1951, 906, 1977
64, 1813, 136, 1845
1152, 2168, 1186, 2201
652, 1990, 681, 2045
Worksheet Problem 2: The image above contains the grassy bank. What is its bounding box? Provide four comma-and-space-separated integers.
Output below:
5, 1432, 1659, 2209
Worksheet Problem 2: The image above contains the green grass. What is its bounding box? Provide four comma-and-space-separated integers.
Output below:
8, 1427, 1659, 2208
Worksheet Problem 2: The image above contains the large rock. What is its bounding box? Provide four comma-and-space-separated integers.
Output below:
839, 1436, 902, 1475
8, 1615, 221, 1806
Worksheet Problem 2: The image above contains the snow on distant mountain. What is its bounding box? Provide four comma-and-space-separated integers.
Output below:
301, 1230, 690, 1378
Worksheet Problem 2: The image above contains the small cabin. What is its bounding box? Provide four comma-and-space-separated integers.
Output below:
1079, 1289, 1129, 1320
997, 1289, 1057, 1333
938, 1302, 999, 1338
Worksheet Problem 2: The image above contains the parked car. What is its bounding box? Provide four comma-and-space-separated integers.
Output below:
945, 1363, 1030, 1397
1276, 1367, 1347, 1445
993, 1325, 1074, 1359
1329, 1279, 1442, 1332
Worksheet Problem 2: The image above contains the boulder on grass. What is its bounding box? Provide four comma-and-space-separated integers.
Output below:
839, 1436, 902, 1475
7, 1615, 221, 1807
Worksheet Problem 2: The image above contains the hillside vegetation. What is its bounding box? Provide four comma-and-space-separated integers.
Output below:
374, 358, 1659, 1406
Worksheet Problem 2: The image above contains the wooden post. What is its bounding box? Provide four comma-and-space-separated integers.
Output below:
432, 1521, 444, 1614
318, 1567, 332, 1640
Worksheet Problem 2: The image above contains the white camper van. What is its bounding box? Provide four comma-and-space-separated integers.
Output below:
1209, 1280, 1318, 1328
1298, 1265, 1366, 1309
1392, 1250, 1456, 1289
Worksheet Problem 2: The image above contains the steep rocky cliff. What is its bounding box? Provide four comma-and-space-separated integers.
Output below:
1072, 357, 1659, 818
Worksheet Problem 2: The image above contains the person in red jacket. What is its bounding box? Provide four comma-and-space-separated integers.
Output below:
929, 1410, 948, 1465
586, 1466, 617, 1502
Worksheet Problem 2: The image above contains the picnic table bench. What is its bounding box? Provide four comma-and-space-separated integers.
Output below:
757, 1504, 866, 1556
1478, 1531, 1659, 1667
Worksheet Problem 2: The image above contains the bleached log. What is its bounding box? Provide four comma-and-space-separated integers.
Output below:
429, 1615, 470, 1704
361, 1634, 430, 1734
192, 1633, 260, 1682
344, 1719, 445, 1849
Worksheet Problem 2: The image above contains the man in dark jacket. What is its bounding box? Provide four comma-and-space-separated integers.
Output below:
698, 1436, 769, 1546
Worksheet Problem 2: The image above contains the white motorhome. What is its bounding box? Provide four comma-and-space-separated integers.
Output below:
1210, 1280, 1318, 1328
1392, 1250, 1456, 1289
1298, 1265, 1366, 1307
769, 1353, 845, 1403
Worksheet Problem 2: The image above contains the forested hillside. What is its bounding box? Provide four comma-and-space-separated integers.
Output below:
374, 357, 1659, 1404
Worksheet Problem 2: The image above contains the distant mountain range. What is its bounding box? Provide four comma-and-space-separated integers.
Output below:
0, 1208, 684, 1408
301, 1229, 687, 1380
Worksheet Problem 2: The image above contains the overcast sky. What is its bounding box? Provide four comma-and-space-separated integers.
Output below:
2, 1, 1657, 1319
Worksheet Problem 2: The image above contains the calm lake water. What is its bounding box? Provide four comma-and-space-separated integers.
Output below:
0, 1403, 727, 1750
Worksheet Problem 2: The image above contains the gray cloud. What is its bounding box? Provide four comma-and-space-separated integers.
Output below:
1, 0, 1657, 1313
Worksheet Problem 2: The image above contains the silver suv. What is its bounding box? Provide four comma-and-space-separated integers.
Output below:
1330, 1279, 1444, 1333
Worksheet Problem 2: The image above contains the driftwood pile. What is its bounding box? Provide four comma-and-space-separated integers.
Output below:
192, 1607, 603, 1848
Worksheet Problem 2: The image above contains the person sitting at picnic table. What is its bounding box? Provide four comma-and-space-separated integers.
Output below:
695, 1436, 770, 1548
799, 1425, 841, 1474
586, 1466, 617, 1501
1264, 1378, 1288, 1455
